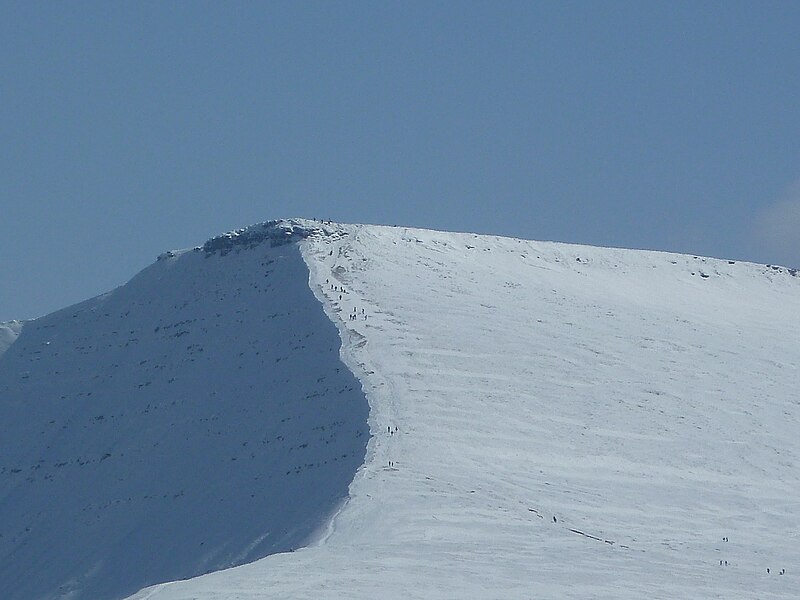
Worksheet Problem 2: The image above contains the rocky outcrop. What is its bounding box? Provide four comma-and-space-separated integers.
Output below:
201, 219, 330, 256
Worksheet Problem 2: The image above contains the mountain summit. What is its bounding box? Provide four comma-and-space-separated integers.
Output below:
2, 220, 799, 599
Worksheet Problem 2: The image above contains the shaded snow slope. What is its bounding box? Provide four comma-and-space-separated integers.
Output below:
130, 223, 800, 600
0, 225, 368, 600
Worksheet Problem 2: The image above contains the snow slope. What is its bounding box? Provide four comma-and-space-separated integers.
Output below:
129, 221, 800, 600
0, 320, 23, 358
2, 219, 799, 599
0, 224, 368, 600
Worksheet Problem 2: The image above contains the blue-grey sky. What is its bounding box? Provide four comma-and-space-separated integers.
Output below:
2, 2, 799, 322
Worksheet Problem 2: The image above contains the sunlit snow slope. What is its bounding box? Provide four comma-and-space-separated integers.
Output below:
129, 221, 799, 600
0, 320, 23, 358
0, 224, 368, 600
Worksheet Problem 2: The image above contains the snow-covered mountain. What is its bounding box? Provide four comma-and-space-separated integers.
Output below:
2, 219, 799, 600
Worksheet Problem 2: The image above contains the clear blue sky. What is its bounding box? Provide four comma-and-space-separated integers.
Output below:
2, 1, 799, 322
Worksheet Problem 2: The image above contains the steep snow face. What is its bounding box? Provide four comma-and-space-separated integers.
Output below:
130, 223, 800, 600
0, 321, 24, 358
0, 228, 368, 600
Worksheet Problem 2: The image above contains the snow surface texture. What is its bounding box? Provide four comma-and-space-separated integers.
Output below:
2, 219, 799, 599
127, 221, 800, 600
0, 227, 368, 600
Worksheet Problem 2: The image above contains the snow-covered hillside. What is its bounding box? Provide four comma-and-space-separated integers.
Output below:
2, 220, 799, 599
0, 223, 368, 600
